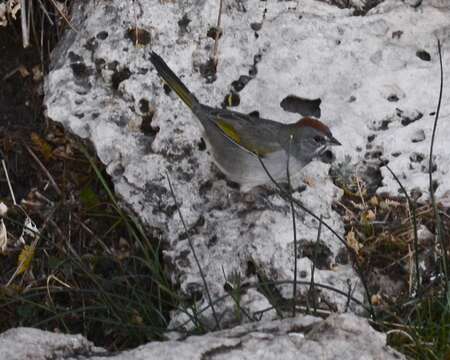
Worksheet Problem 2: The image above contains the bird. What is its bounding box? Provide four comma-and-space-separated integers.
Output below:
149, 51, 341, 190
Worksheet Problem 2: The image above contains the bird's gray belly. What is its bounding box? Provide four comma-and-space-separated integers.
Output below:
202, 123, 302, 187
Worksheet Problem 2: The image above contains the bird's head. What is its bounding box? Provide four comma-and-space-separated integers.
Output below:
286, 117, 341, 164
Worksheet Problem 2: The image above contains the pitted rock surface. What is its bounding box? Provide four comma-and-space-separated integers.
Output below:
45, 0, 450, 327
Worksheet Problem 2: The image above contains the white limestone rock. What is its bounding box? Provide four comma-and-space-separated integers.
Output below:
0, 314, 405, 360
0, 327, 105, 360
45, 0, 450, 327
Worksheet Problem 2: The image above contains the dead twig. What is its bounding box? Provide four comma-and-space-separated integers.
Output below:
212, 0, 223, 68
1, 155, 17, 205
428, 39, 448, 290
48, 0, 78, 33
20, 0, 30, 48
24, 144, 62, 197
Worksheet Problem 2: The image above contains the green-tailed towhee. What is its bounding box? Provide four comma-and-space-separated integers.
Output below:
150, 52, 341, 189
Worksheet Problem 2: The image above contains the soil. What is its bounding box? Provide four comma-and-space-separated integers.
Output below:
0, 19, 171, 350
0, 23, 46, 201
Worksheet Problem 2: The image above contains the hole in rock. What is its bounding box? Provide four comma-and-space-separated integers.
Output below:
431, 180, 439, 192
248, 54, 262, 77
208, 235, 218, 248
140, 112, 158, 136
231, 75, 251, 92
207, 26, 222, 39
250, 22, 262, 31
387, 94, 399, 102
392, 30, 403, 39
96, 31, 108, 40
280, 95, 321, 118
84, 37, 98, 51
125, 27, 151, 46
178, 14, 191, 34
94, 58, 105, 73
139, 98, 150, 113
409, 152, 424, 163
199, 58, 217, 83
222, 92, 240, 108
401, 112, 423, 126
246, 261, 257, 276
163, 83, 172, 95
70, 62, 89, 78
300, 240, 332, 270
416, 50, 431, 61
198, 138, 206, 151
107, 60, 119, 70
111, 67, 131, 90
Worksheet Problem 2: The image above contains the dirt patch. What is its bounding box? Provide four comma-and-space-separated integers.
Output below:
0, 23, 46, 201
0, 17, 172, 350
0, 25, 43, 128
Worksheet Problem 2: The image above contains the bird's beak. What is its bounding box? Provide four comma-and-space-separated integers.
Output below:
329, 136, 341, 146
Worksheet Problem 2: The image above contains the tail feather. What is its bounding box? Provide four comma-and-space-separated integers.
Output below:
150, 51, 198, 110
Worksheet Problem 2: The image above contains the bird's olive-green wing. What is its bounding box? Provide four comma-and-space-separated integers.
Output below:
206, 108, 282, 157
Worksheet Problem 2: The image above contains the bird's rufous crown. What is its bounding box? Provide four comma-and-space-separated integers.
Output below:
295, 117, 332, 136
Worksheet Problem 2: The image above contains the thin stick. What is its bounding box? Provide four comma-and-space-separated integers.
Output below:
36, 0, 55, 25
20, 0, 30, 48
428, 39, 448, 289
1, 159, 17, 205
355, 176, 366, 209
344, 279, 353, 312
24, 144, 62, 196
166, 172, 221, 330
286, 135, 298, 316
48, 0, 79, 33
213, 0, 223, 68
131, 0, 139, 46
309, 215, 323, 314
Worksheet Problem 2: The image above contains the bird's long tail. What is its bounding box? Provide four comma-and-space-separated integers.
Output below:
149, 52, 199, 110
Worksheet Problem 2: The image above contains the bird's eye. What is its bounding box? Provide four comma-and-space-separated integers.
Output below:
313, 136, 324, 143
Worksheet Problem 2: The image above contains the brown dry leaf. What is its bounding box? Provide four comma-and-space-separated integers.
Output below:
7, 0, 20, 19
31, 132, 53, 161
371, 293, 382, 305
18, 65, 30, 78
32, 65, 43, 81
369, 196, 379, 207
346, 228, 362, 255
364, 209, 376, 222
